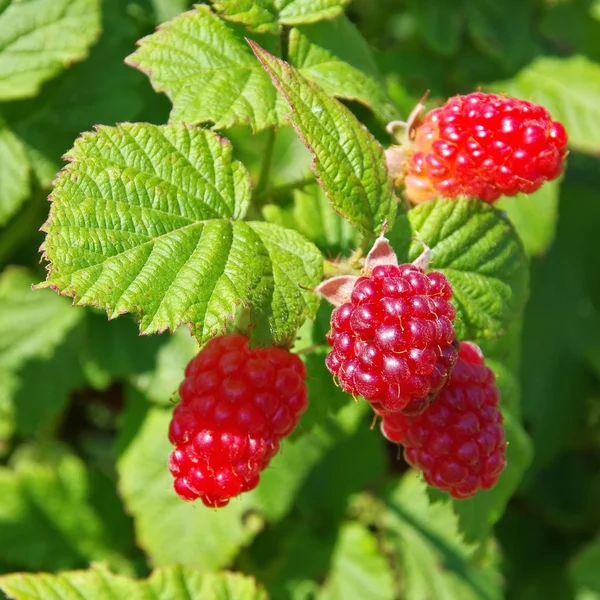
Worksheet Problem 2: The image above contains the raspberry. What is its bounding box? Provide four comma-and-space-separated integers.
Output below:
380, 341, 506, 499
317, 234, 458, 415
388, 92, 568, 204
168, 334, 308, 507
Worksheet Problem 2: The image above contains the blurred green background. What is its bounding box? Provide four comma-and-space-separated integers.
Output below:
1, 0, 600, 598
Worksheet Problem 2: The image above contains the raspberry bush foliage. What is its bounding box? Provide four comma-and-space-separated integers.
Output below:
1, 0, 600, 598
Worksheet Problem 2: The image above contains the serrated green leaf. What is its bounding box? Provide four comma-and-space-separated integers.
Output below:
288, 16, 398, 122
452, 411, 532, 544
212, 0, 349, 31
410, 0, 464, 56
490, 55, 600, 154
126, 5, 289, 132
252, 44, 397, 238
0, 0, 101, 101
0, 446, 131, 572
117, 388, 261, 568
277, 0, 349, 25
0, 118, 30, 226
382, 473, 502, 600
497, 179, 560, 257
0, 564, 267, 600
399, 199, 528, 342
38, 123, 321, 345
210, 0, 279, 34
318, 523, 395, 600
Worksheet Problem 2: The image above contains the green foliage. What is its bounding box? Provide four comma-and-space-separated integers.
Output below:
0, 0, 599, 597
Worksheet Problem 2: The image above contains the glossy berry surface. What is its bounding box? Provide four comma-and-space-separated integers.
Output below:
169, 334, 308, 507
404, 92, 568, 204
325, 263, 458, 414
381, 341, 506, 499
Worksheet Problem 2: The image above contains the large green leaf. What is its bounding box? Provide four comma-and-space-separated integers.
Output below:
1, 0, 149, 191
0, 564, 266, 599
382, 473, 502, 600
0, 0, 101, 101
126, 5, 289, 132
497, 178, 560, 257
37, 123, 322, 345
0, 117, 30, 226
287, 16, 398, 122
253, 44, 397, 238
211, 0, 350, 33
399, 198, 529, 343
318, 523, 395, 600
490, 55, 600, 154
0, 446, 131, 572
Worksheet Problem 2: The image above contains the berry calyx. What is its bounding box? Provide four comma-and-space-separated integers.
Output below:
380, 341, 507, 499
169, 334, 308, 507
387, 92, 568, 204
316, 233, 458, 415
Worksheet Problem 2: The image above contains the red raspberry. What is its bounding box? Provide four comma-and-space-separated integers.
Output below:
380, 341, 506, 499
318, 233, 459, 415
390, 92, 568, 204
168, 334, 308, 507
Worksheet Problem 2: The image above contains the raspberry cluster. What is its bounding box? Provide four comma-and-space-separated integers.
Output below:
380, 341, 506, 499
389, 92, 568, 204
324, 262, 458, 415
168, 334, 308, 507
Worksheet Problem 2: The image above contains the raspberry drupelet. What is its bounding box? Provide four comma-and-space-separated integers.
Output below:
387, 92, 568, 204
381, 341, 507, 499
316, 233, 458, 415
168, 334, 308, 507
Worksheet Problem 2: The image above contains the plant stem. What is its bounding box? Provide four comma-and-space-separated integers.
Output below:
256, 128, 276, 197
253, 175, 315, 206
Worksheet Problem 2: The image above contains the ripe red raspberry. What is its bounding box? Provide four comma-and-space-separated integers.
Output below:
168, 334, 308, 507
380, 341, 506, 499
387, 92, 568, 204
316, 234, 458, 415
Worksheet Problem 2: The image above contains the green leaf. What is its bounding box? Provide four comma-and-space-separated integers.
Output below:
0, 446, 131, 572
0, 268, 82, 371
318, 523, 395, 600
410, 0, 464, 56
497, 178, 560, 257
0, 564, 267, 599
382, 473, 502, 600
572, 536, 600, 595
126, 5, 289, 132
252, 43, 397, 238
210, 0, 279, 34
288, 16, 398, 122
2, 0, 149, 190
0, 117, 30, 226
400, 198, 529, 342
490, 56, 600, 154
117, 388, 261, 569
0, 0, 101, 101
451, 410, 533, 544
212, 0, 349, 31
38, 123, 322, 345
263, 184, 357, 256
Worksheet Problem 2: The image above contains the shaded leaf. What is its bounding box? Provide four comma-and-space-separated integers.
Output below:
0, 0, 101, 101
0, 118, 30, 226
